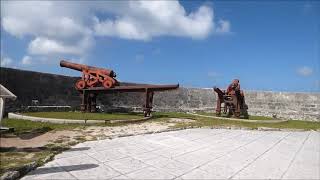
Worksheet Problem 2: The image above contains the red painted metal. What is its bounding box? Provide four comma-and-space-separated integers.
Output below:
213, 79, 248, 118
60, 60, 179, 117
60, 60, 118, 90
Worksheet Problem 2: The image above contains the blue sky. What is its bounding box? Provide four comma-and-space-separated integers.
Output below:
1, 0, 319, 92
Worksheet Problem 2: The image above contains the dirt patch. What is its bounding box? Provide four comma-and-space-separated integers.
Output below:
81, 122, 173, 139
168, 118, 196, 123
0, 131, 80, 148
1, 121, 174, 149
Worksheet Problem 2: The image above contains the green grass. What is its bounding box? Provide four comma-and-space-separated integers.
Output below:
168, 116, 320, 131
1, 118, 83, 136
23, 112, 144, 120
152, 112, 198, 119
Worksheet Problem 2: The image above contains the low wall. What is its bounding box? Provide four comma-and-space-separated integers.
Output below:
1, 67, 319, 121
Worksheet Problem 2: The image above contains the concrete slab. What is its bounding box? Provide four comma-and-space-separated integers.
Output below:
281, 131, 320, 179
21, 162, 76, 180
22, 129, 320, 180
231, 132, 309, 179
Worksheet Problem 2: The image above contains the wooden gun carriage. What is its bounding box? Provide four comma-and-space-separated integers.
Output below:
60, 60, 179, 117
213, 87, 248, 118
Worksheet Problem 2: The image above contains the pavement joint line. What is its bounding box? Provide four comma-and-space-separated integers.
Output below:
158, 130, 249, 160
54, 160, 81, 180
85, 149, 130, 164
280, 131, 312, 179
102, 156, 151, 177
174, 131, 273, 179
189, 129, 230, 142
130, 155, 185, 179
120, 131, 237, 179
55, 153, 126, 179
101, 162, 129, 179
228, 131, 293, 179
173, 130, 249, 158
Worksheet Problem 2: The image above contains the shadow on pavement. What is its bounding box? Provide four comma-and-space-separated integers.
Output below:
67, 147, 90, 151
0, 146, 90, 153
30, 164, 99, 175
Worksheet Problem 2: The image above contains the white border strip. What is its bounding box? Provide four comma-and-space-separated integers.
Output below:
8, 113, 151, 124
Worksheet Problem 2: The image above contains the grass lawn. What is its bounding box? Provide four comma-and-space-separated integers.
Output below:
168, 117, 320, 131
23, 111, 144, 120
1, 118, 84, 136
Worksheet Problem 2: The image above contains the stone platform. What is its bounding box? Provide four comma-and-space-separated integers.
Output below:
22, 128, 319, 179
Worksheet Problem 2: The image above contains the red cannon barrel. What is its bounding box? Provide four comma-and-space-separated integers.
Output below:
60, 60, 116, 77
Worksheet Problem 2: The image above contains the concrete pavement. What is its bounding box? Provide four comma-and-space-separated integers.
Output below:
22, 128, 320, 179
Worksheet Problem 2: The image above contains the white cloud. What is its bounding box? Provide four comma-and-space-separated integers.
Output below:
1, 1, 230, 62
21, 55, 32, 65
27, 37, 92, 56
0, 57, 13, 67
297, 66, 313, 76
93, 1, 220, 40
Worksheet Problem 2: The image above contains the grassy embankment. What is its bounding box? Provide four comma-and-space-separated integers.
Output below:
151, 112, 320, 130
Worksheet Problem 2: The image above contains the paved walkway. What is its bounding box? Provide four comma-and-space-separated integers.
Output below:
23, 129, 320, 179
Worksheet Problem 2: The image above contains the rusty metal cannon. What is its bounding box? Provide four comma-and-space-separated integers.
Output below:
60, 60, 118, 90
60, 60, 179, 117
213, 79, 248, 118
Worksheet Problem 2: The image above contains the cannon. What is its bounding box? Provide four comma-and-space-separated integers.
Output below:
60, 60, 118, 90
60, 60, 179, 117
213, 79, 248, 118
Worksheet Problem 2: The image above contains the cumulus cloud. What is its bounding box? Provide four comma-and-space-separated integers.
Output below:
1, 1, 230, 63
297, 66, 313, 76
93, 1, 218, 40
27, 37, 92, 56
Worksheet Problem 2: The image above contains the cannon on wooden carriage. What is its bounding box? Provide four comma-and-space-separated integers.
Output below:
60, 60, 179, 117
213, 79, 248, 118
60, 60, 118, 90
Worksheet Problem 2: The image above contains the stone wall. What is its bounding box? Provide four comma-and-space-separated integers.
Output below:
154, 89, 320, 121
104, 88, 320, 121
0, 67, 80, 112
1, 67, 319, 121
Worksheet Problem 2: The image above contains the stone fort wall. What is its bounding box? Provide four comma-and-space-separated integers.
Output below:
1, 67, 319, 121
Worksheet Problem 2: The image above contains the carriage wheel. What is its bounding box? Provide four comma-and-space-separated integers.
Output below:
102, 80, 113, 88
75, 80, 86, 90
